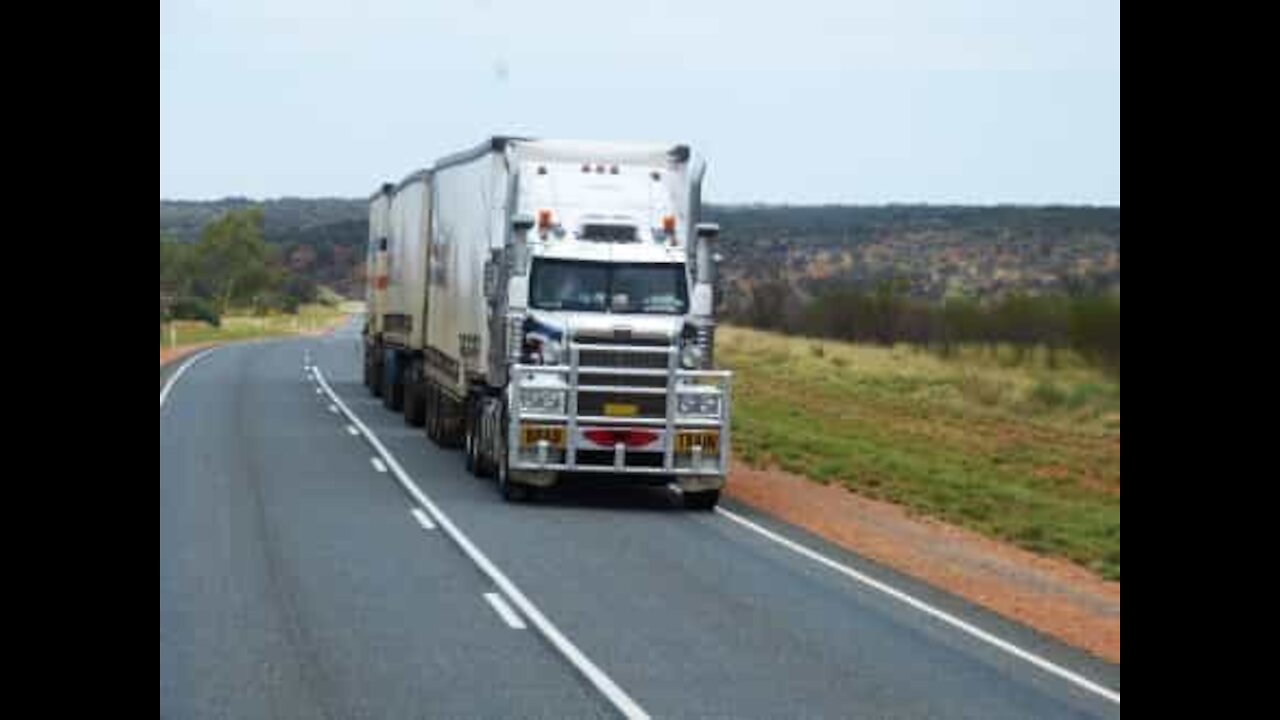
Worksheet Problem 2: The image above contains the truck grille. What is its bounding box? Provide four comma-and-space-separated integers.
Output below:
580, 372, 668, 388
572, 335, 673, 414
578, 391, 667, 419
578, 348, 671, 370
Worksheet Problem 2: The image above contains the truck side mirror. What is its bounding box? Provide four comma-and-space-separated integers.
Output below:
509, 215, 535, 278
695, 223, 720, 285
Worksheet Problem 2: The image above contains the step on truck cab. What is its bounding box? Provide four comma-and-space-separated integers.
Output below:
366, 137, 731, 509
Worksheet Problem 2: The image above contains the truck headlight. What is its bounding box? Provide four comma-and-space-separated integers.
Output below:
680, 344, 705, 370
677, 393, 721, 417
540, 341, 563, 366
520, 389, 566, 415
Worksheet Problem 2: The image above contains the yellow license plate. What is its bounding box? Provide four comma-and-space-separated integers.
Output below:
675, 431, 720, 454
521, 425, 566, 449
603, 403, 639, 417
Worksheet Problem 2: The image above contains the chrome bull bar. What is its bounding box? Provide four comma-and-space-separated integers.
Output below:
509, 342, 732, 476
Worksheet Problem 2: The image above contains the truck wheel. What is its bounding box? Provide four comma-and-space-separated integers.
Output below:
370, 350, 384, 398
683, 490, 721, 511
472, 401, 494, 478
427, 385, 442, 444
404, 380, 425, 427
498, 465, 531, 503
464, 400, 477, 474
383, 354, 404, 412
443, 396, 464, 449
495, 411, 530, 503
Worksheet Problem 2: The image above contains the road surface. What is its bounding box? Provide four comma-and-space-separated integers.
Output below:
160, 319, 1120, 719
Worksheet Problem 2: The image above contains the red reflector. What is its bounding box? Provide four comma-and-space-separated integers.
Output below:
585, 430, 617, 446
584, 430, 659, 448
624, 430, 659, 447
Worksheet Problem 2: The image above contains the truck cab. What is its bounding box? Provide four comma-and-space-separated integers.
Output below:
489, 145, 731, 508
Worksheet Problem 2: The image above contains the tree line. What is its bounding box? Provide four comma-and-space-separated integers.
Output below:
732, 279, 1120, 373
160, 209, 321, 327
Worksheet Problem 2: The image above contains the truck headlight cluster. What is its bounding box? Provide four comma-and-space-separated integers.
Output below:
680, 344, 706, 370
520, 388, 566, 415
677, 393, 721, 417
540, 341, 563, 366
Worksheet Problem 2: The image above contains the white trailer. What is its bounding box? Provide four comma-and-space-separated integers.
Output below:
362, 184, 393, 394
367, 137, 731, 509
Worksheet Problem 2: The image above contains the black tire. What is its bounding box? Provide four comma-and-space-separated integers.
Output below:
404, 379, 425, 427
464, 399, 477, 474
495, 409, 530, 503
427, 385, 442, 445
370, 350, 384, 398
474, 401, 495, 479
383, 355, 404, 412
499, 470, 531, 503
683, 490, 721, 511
441, 395, 463, 449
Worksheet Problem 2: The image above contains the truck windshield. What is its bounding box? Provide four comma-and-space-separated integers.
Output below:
530, 260, 689, 315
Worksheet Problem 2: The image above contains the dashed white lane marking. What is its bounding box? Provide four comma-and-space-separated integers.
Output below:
312, 366, 649, 720
412, 508, 437, 531
484, 593, 528, 630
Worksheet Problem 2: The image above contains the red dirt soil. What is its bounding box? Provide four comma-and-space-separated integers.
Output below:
725, 459, 1120, 663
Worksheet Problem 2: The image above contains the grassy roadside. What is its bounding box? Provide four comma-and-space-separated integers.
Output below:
159, 304, 350, 359
718, 326, 1121, 581
161, 303, 350, 346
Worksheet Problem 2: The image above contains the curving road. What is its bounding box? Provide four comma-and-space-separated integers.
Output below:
160, 318, 1120, 720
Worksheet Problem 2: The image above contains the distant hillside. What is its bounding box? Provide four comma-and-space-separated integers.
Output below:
160, 198, 366, 242
161, 198, 368, 297
703, 205, 1120, 321
160, 200, 1119, 308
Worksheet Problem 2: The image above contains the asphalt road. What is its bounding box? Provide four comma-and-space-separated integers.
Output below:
160, 320, 1120, 720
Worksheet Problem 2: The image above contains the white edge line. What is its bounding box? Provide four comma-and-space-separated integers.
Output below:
411, 508, 437, 531
371, 458, 388, 474
484, 593, 528, 630
313, 367, 650, 720
160, 348, 219, 411
715, 507, 1121, 705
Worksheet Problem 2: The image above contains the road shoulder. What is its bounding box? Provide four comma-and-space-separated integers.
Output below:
725, 459, 1120, 664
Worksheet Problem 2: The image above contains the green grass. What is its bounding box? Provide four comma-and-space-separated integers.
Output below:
719, 326, 1121, 581
160, 304, 348, 349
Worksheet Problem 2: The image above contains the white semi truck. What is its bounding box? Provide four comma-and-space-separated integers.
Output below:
364, 137, 731, 508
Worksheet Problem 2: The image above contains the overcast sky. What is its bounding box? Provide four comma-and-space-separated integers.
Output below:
159, 0, 1120, 205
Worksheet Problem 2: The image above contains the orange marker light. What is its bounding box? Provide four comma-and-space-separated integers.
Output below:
538, 210, 554, 230
662, 215, 677, 234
